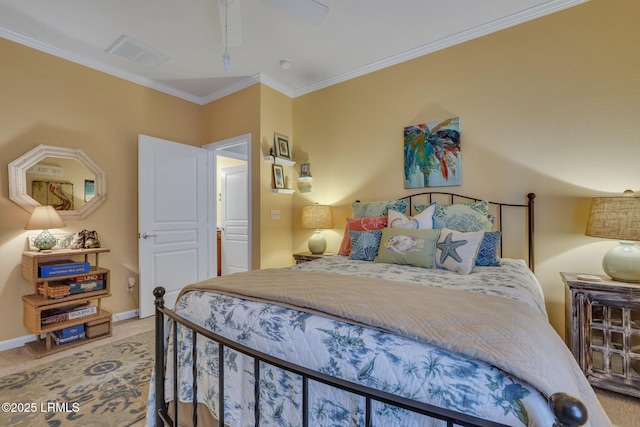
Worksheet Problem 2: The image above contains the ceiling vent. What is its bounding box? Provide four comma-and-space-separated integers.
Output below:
106, 35, 168, 69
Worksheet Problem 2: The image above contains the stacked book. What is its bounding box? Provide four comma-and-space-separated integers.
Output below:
65, 273, 106, 294
53, 324, 86, 345
38, 259, 90, 278
41, 303, 97, 326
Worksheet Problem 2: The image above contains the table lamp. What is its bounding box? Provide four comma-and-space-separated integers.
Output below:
585, 190, 640, 282
301, 204, 333, 255
25, 205, 66, 251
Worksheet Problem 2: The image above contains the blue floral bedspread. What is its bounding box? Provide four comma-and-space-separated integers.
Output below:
146, 258, 558, 426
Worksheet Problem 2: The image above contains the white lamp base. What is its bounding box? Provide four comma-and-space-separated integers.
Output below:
308, 230, 327, 255
602, 241, 640, 282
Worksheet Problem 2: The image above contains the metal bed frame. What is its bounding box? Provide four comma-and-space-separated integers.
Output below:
153, 191, 589, 427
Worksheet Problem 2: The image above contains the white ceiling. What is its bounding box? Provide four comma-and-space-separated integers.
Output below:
0, 0, 586, 104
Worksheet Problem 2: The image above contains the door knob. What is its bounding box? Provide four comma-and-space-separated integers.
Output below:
141, 233, 157, 239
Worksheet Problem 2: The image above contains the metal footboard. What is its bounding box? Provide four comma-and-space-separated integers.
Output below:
153, 287, 588, 427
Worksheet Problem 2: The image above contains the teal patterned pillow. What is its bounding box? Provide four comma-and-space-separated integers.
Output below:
352, 199, 409, 218
476, 231, 501, 266
432, 200, 493, 232
349, 230, 383, 261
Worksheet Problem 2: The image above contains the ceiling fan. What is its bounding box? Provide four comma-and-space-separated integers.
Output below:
218, 0, 329, 69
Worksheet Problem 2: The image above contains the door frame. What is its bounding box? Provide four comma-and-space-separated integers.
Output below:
204, 133, 252, 273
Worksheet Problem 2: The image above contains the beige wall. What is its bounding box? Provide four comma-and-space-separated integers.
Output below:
292, 0, 640, 335
1, 0, 638, 344
201, 84, 295, 270
0, 37, 203, 341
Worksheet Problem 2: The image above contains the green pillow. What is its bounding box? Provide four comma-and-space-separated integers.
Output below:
375, 228, 440, 269
352, 199, 409, 218
430, 200, 493, 232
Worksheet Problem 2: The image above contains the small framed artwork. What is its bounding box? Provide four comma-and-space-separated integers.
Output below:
84, 179, 95, 202
299, 162, 311, 178
273, 164, 285, 189
274, 133, 291, 159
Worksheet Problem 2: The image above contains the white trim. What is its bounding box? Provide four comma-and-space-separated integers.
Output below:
0, 27, 204, 105
0, 309, 140, 352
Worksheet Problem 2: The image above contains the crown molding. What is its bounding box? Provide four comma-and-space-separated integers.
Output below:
0, 26, 204, 104
292, 0, 589, 98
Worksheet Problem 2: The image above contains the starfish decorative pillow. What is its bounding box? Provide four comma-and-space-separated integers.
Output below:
435, 228, 485, 274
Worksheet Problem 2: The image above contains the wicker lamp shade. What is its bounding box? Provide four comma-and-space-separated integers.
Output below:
301, 205, 333, 230
301, 205, 333, 255
585, 195, 640, 241
585, 191, 640, 282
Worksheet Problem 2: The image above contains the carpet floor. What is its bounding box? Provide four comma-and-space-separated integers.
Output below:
0, 329, 153, 427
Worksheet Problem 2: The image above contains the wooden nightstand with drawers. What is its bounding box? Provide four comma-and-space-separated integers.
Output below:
562, 272, 640, 398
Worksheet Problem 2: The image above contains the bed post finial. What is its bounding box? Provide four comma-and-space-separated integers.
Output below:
154, 286, 166, 427
154, 286, 165, 308
549, 393, 588, 427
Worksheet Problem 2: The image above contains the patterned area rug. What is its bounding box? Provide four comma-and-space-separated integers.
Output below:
0, 330, 153, 427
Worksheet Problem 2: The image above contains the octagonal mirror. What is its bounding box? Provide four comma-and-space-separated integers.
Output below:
9, 144, 107, 220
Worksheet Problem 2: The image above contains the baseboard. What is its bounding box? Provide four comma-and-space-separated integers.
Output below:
0, 308, 141, 352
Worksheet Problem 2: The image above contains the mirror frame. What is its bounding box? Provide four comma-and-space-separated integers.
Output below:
9, 144, 107, 220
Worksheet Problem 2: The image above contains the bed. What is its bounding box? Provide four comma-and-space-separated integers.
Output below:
146, 192, 611, 427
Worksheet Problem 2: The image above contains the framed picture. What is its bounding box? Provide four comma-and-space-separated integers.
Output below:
273, 164, 285, 189
32, 181, 74, 210
299, 162, 311, 178
274, 133, 291, 159
84, 180, 95, 202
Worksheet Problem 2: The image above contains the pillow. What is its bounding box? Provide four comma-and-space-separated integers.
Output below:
338, 216, 388, 256
352, 199, 409, 218
375, 228, 440, 269
435, 228, 485, 274
429, 200, 493, 232
476, 231, 502, 267
348, 230, 383, 261
388, 203, 435, 229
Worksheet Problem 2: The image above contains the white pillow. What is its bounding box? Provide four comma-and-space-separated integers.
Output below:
388, 203, 435, 229
435, 228, 484, 274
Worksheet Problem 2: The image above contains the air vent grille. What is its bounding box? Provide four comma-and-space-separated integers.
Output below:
106, 35, 168, 69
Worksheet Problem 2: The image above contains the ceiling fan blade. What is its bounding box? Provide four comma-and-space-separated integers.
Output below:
218, 0, 243, 47
262, 0, 328, 25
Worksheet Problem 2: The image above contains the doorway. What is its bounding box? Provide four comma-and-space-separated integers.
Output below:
204, 134, 251, 276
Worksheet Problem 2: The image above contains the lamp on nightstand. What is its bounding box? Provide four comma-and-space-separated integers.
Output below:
25, 206, 66, 251
585, 190, 640, 282
301, 204, 333, 255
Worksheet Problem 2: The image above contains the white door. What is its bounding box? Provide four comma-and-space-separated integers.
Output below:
221, 164, 249, 274
138, 135, 210, 318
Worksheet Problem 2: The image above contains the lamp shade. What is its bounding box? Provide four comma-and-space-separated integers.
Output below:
25, 206, 66, 251
301, 205, 333, 255
585, 194, 640, 241
25, 206, 66, 231
301, 205, 333, 230
585, 192, 640, 282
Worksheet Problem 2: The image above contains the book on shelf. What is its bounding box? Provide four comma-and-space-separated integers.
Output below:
39, 260, 90, 278
67, 279, 105, 294
53, 331, 86, 345
55, 323, 85, 338
66, 273, 105, 283
41, 303, 97, 325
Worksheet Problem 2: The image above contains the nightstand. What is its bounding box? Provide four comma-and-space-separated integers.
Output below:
293, 252, 334, 264
561, 272, 640, 397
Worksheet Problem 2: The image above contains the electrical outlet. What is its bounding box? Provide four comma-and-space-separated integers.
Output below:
270, 209, 280, 220
126, 277, 136, 292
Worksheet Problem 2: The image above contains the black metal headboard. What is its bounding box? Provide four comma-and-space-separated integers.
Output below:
396, 192, 536, 271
